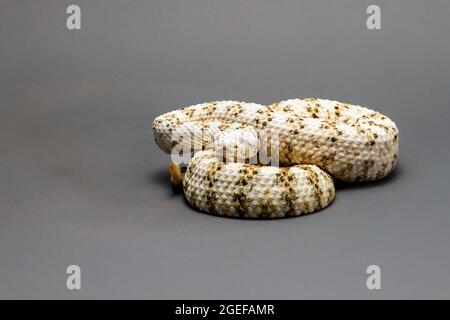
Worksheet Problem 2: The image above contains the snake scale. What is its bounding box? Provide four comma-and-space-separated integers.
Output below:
153, 98, 398, 218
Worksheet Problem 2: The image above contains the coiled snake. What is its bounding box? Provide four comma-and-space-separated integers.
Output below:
153, 98, 398, 218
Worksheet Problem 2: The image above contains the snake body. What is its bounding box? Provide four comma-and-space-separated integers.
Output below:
153, 98, 398, 218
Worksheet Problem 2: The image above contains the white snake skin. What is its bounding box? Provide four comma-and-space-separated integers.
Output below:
153, 98, 399, 218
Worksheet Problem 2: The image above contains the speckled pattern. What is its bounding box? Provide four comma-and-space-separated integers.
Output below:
153, 98, 399, 218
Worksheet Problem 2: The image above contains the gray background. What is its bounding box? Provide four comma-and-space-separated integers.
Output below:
1, 0, 449, 299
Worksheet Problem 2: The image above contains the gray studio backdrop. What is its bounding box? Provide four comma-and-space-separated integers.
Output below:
1, 0, 449, 299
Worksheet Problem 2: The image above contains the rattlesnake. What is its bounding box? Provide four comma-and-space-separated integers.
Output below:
153, 98, 398, 218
